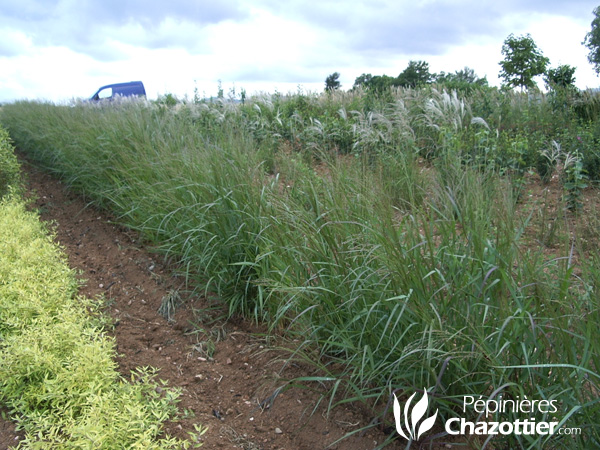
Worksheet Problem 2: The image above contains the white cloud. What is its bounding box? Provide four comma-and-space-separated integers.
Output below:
0, 46, 98, 101
0, 28, 34, 57
1, 0, 600, 101
204, 8, 322, 77
526, 14, 598, 88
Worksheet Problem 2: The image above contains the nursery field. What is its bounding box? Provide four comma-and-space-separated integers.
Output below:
1, 85, 600, 449
5, 160, 395, 449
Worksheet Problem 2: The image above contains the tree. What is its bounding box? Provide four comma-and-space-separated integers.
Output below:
435, 67, 488, 91
499, 34, 549, 91
325, 72, 341, 91
371, 75, 396, 91
353, 73, 372, 88
544, 65, 577, 90
397, 60, 433, 88
352, 73, 397, 93
584, 6, 600, 74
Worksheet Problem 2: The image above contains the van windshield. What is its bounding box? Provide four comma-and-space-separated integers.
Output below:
97, 87, 113, 99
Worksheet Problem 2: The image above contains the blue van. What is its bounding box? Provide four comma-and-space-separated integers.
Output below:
90, 81, 146, 101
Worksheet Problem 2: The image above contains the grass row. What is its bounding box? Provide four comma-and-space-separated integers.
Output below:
1, 93, 599, 448
0, 126, 201, 449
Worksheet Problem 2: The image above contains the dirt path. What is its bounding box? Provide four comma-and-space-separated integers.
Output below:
0, 159, 408, 450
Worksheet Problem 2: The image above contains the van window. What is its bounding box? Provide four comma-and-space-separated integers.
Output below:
97, 87, 113, 99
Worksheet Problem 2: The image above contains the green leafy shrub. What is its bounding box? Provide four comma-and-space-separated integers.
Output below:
537, 140, 561, 183
0, 197, 196, 449
562, 151, 588, 211
0, 126, 21, 198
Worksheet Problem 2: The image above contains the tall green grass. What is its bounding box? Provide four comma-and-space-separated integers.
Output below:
2, 95, 598, 449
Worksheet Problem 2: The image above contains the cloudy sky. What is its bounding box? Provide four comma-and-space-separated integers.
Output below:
1, 0, 600, 102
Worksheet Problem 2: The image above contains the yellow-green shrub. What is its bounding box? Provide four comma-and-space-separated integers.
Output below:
0, 126, 21, 198
0, 196, 195, 449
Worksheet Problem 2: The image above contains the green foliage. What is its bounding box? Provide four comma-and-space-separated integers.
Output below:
553, 125, 600, 184
353, 60, 435, 93
584, 6, 600, 74
434, 67, 488, 94
436, 66, 487, 85
325, 72, 341, 91
0, 126, 21, 198
545, 64, 577, 90
562, 151, 588, 211
397, 60, 433, 87
156, 93, 178, 107
572, 89, 600, 122
0, 196, 196, 449
499, 33, 550, 90
537, 140, 560, 183
352, 73, 373, 89
2, 89, 600, 448
352, 73, 398, 95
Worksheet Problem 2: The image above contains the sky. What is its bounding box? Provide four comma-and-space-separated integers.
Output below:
1, 0, 600, 102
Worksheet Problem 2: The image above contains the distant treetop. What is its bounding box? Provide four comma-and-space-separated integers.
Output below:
499, 33, 549, 91
584, 6, 600, 75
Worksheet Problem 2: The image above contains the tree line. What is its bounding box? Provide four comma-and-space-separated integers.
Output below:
325, 6, 600, 93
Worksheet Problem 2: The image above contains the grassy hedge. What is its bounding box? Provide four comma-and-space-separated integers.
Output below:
0, 127, 199, 449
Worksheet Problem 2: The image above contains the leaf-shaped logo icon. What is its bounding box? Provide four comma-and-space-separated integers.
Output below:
393, 393, 410, 440
411, 390, 428, 435
417, 410, 438, 440
393, 389, 438, 441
